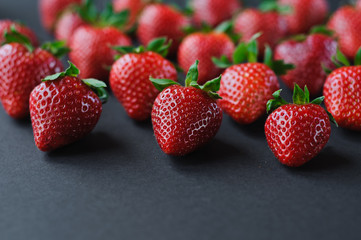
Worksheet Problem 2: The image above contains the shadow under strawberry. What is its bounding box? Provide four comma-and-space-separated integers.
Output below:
228, 115, 267, 139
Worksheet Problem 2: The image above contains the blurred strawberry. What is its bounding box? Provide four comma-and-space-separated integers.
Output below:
55, 11, 85, 45
357, 0, 361, 9
0, 20, 38, 46
113, 0, 148, 31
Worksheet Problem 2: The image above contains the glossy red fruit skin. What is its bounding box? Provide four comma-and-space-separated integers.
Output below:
55, 11, 85, 45
0, 44, 63, 119
30, 76, 102, 152
152, 85, 223, 156
323, 66, 361, 131
265, 104, 331, 167
0, 20, 38, 46
275, 34, 337, 96
191, 0, 241, 27
178, 32, 235, 85
69, 25, 132, 80
218, 63, 280, 124
137, 4, 189, 55
328, 6, 361, 59
113, 0, 147, 31
234, 9, 287, 53
279, 0, 329, 34
39, 0, 82, 31
110, 52, 177, 121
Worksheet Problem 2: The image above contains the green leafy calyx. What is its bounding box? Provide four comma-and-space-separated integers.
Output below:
259, 0, 292, 14
264, 45, 294, 76
310, 25, 334, 37
41, 41, 70, 58
3, 26, 34, 52
43, 61, 80, 81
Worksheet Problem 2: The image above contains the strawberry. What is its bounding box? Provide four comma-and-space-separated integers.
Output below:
358, 0, 361, 9
110, 38, 177, 121
213, 34, 293, 124
327, 6, 361, 59
39, 0, 82, 31
323, 47, 361, 131
274, 27, 337, 96
178, 23, 235, 85
113, 0, 148, 31
30, 62, 108, 152
265, 85, 336, 167
0, 30, 68, 119
137, 4, 190, 55
279, 0, 329, 34
190, 0, 241, 27
69, 2, 132, 80
150, 61, 223, 156
54, 10, 85, 45
0, 20, 38, 46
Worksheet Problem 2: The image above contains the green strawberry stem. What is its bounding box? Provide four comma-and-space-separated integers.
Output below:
3, 26, 34, 52
259, 0, 292, 14
324, 47, 361, 74
150, 60, 222, 99
266, 84, 338, 126
41, 41, 70, 58
310, 25, 334, 36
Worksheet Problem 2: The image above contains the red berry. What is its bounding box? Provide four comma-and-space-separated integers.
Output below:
357, 0, 361, 9
55, 11, 85, 45
112, 0, 147, 31
0, 20, 38, 46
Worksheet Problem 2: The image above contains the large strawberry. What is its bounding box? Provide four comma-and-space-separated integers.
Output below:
39, 0, 82, 31
137, 3, 189, 55
275, 27, 337, 96
0, 20, 38, 47
113, 0, 148, 31
327, 6, 361, 59
190, 0, 241, 27
265, 85, 336, 167
110, 38, 177, 121
69, 2, 132, 80
30, 62, 108, 152
323, 47, 361, 131
150, 61, 223, 156
0, 30, 68, 119
178, 23, 235, 85
213, 35, 293, 124
279, 0, 329, 34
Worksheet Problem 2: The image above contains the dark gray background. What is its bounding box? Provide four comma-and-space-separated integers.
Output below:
1, 0, 360, 240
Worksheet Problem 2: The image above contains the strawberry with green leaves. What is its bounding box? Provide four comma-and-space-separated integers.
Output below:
30, 62, 108, 152
110, 38, 177, 121
213, 34, 294, 124
150, 61, 223, 156
0, 20, 38, 46
0, 29, 68, 119
323, 47, 361, 131
265, 85, 336, 167
69, 2, 132, 80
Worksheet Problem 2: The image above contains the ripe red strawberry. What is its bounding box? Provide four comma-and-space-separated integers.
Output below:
279, 0, 329, 34
190, 0, 241, 27
275, 28, 337, 96
110, 38, 177, 121
69, 3, 132, 80
178, 26, 235, 85
55, 10, 85, 45
357, 0, 361, 9
30, 62, 108, 152
113, 0, 148, 31
323, 48, 361, 131
0, 30, 67, 119
265, 85, 336, 167
0, 20, 38, 46
213, 35, 293, 124
137, 4, 190, 55
39, 0, 82, 31
327, 6, 361, 59
150, 61, 223, 156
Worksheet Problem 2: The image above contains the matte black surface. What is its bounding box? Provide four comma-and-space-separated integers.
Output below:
0, 1, 360, 240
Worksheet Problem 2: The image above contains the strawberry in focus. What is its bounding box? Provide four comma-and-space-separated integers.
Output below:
110, 38, 177, 121
0, 20, 38, 46
265, 85, 336, 167
30, 62, 108, 152
150, 61, 223, 156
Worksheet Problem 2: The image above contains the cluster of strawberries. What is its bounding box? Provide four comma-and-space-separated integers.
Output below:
0, 0, 360, 168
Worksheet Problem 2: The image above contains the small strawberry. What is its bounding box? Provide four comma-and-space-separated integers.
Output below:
279, 0, 329, 34
323, 47, 361, 131
39, 0, 82, 31
69, 2, 132, 80
265, 85, 336, 167
110, 38, 177, 121
54, 8, 85, 44
0, 20, 38, 46
190, 0, 241, 27
213, 34, 293, 124
150, 61, 223, 156
113, 0, 148, 31
30, 62, 108, 152
178, 22, 235, 85
137, 3, 190, 55
274, 26, 337, 96
0, 29, 68, 119
327, 6, 361, 59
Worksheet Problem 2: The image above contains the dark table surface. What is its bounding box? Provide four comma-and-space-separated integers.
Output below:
1, 0, 360, 240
